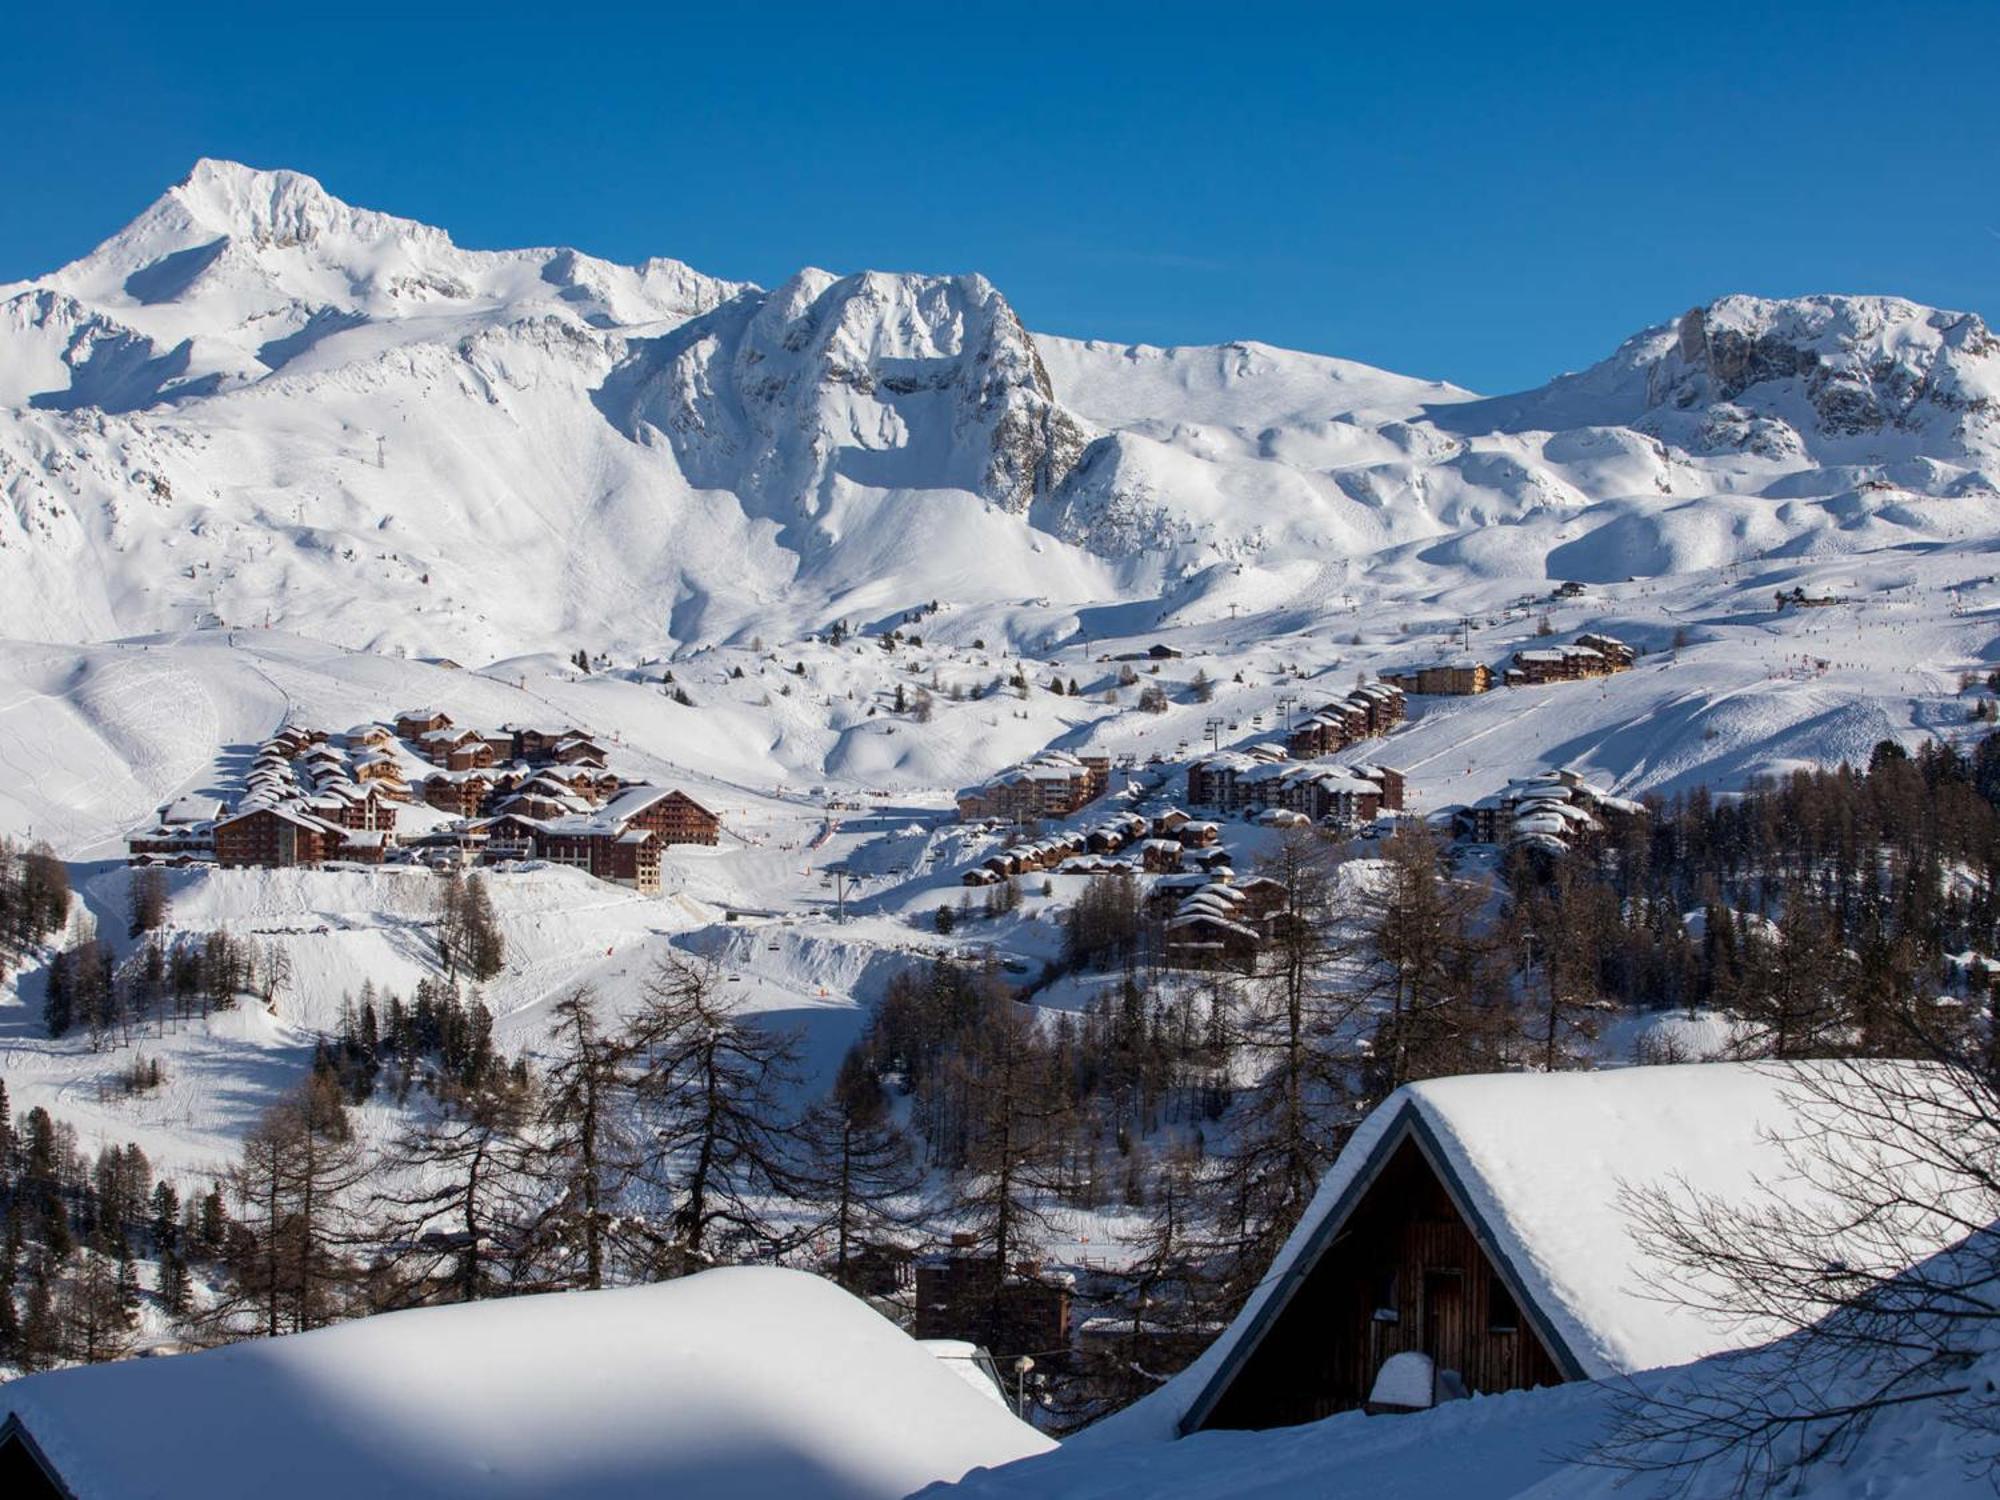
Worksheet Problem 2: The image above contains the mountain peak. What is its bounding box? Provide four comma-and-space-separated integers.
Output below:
163, 157, 448, 254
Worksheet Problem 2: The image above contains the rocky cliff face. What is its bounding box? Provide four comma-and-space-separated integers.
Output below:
1663, 295, 1999, 439
604, 267, 1086, 515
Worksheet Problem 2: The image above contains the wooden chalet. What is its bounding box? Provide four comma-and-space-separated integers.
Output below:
423, 771, 491, 818
1380, 662, 1492, 696
1167, 1063, 1968, 1435
914, 1252, 1073, 1362
956, 752, 1111, 824
537, 825, 662, 892
602, 785, 720, 845
393, 707, 453, 739
214, 805, 341, 869
1508, 639, 1630, 687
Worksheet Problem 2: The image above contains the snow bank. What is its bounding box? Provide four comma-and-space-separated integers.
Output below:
2, 1267, 1052, 1500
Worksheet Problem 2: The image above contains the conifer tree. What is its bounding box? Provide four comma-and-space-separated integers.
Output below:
796, 1050, 922, 1290
623, 953, 804, 1271
368, 1070, 536, 1306
518, 986, 638, 1290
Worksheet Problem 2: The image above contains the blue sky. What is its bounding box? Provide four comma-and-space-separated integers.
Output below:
2, 2, 1994, 392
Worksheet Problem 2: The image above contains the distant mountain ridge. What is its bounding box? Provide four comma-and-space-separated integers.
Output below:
2, 160, 1996, 657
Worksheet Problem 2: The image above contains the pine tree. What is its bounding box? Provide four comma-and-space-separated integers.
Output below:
435, 870, 467, 980
1358, 825, 1501, 1095
461, 875, 506, 983
42, 946, 73, 1037
1219, 831, 1358, 1281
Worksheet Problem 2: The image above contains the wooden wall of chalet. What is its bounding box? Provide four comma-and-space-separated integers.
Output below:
1199, 1137, 1565, 1431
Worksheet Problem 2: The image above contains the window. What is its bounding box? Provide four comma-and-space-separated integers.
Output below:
1487, 1273, 1520, 1334
1370, 1267, 1399, 1324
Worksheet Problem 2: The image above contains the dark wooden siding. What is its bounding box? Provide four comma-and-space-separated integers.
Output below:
1200, 1136, 1567, 1431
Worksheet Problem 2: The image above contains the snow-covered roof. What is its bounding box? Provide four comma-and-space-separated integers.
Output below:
1137, 1061, 1975, 1441
157, 794, 225, 824
0, 1267, 1049, 1500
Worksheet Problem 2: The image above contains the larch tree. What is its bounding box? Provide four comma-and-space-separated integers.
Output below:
367, 1069, 537, 1308
623, 952, 804, 1273
795, 1049, 922, 1291
518, 985, 639, 1291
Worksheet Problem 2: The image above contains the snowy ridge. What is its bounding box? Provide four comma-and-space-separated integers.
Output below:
4, 162, 1998, 657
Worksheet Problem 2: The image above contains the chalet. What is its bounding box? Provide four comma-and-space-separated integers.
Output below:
423, 771, 492, 818
493, 790, 589, 822
419, 726, 486, 766
601, 785, 721, 846
213, 805, 342, 869
126, 807, 219, 861
343, 723, 395, 750
158, 795, 225, 826
393, 707, 453, 739
1166, 1063, 1972, 1434
350, 753, 409, 797
553, 735, 610, 767
1164, 911, 1260, 972
1574, 632, 1635, 668
915, 1252, 1073, 1360
1379, 662, 1492, 696
956, 752, 1111, 824
537, 825, 662, 892
1454, 771, 1643, 854
309, 785, 398, 834
1509, 640, 1629, 687
1186, 746, 1286, 810
445, 739, 497, 772
332, 830, 387, 865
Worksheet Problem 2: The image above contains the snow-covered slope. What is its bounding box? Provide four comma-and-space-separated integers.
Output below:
6, 161, 1997, 660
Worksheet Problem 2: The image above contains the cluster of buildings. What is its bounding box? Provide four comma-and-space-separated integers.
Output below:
1187, 750, 1407, 829
961, 808, 1222, 887
1450, 769, 1645, 855
1284, 682, 1405, 757
955, 751, 1112, 824
1381, 632, 1634, 695
125, 709, 720, 894
129, 723, 409, 869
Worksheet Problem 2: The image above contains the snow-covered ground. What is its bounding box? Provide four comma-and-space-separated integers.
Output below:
4, 161, 2000, 1492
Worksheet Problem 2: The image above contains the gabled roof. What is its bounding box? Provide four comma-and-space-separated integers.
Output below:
157, 795, 226, 825
1160, 1061, 1973, 1439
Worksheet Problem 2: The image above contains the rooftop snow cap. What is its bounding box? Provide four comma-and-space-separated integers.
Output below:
0, 1266, 1051, 1500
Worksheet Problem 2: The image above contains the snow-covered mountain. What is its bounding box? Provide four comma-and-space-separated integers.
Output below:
3, 160, 1998, 659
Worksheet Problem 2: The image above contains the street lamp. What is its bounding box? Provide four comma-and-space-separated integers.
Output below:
1013, 1355, 1036, 1421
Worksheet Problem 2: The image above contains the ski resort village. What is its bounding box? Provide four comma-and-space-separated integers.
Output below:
3, 85, 2000, 1500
